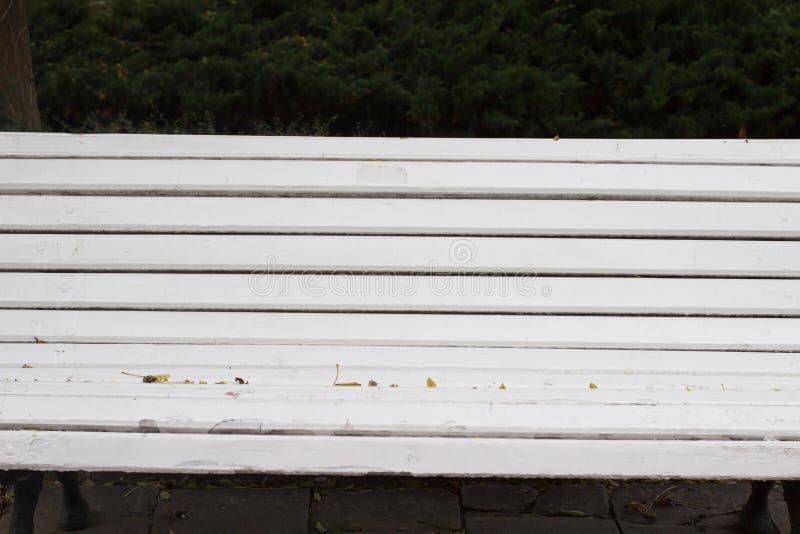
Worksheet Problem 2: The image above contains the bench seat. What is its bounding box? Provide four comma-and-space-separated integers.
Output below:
2, 134, 800, 479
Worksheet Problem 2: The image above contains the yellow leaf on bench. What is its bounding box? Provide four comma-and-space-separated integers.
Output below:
143, 374, 170, 383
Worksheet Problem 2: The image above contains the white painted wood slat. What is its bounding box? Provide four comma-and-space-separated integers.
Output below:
9, 366, 800, 392
3, 310, 800, 350
3, 234, 799, 276
5, 343, 800, 376
4, 431, 800, 479
8, 382, 800, 406
3, 196, 800, 237
5, 133, 800, 477
3, 383, 800, 439
5, 159, 800, 200
2, 133, 799, 165
4, 344, 800, 392
4, 272, 800, 316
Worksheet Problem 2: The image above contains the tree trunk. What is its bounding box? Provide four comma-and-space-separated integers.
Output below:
0, 0, 41, 131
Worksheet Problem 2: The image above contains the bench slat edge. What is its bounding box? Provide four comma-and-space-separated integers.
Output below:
4, 159, 800, 200
2, 134, 799, 165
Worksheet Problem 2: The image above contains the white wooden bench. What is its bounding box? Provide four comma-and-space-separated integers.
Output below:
2, 134, 800, 490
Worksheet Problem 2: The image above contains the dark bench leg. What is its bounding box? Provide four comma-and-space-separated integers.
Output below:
783, 481, 800, 534
8, 471, 43, 534
739, 480, 800, 534
56, 472, 90, 531
739, 480, 777, 533
7, 471, 89, 534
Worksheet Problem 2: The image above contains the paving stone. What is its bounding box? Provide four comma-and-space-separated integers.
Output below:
465, 512, 619, 533
618, 520, 729, 533
312, 488, 460, 532
0, 484, 157, 534
151, 488, 308, 534
460, 483, 538, 513
611, 483, 751, 526
534, 483, 610, 518
694, 513, 752, 531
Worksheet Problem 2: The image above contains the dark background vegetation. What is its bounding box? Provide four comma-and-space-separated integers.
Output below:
19, 0, 800, 137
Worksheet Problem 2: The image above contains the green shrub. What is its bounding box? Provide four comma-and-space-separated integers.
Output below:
27, 0, 800, 137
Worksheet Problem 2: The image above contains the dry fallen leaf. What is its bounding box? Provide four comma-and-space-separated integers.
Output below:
199, 380, 208, 385
390, 383, 399, 388
121, 371, 170, 383
143, 374, 170, 384
625, 501, 654, 520
368, 380, 378, 387
559, 509, 589, 517
183, 379, 195, 384
426, 377, 437, 388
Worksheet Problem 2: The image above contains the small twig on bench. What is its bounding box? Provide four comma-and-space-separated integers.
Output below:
121, 371, 170, 383
332, 363, 361, 386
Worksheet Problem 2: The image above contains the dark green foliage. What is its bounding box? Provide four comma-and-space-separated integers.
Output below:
26, 0, 800, 137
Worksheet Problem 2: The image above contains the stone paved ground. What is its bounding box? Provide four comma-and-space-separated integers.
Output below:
0, 474, 792, 533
